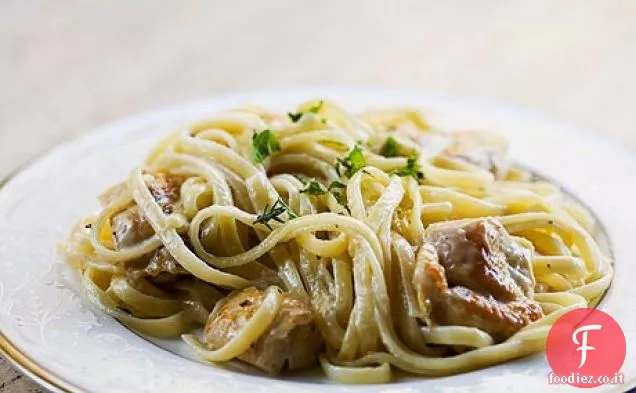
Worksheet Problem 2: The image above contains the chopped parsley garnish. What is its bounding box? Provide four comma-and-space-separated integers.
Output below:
323, 181, 350, 214
328, 181, 347, 191
299, 179, 349, 212
252, 129, 281, 163
394, 156, 425, 181
331, 191, 351, 214
254, 198, 298, 230
288, 100, 324, 123
335, 145, 366, 177
307, 100, 324, 114
380, 136, 401, 157
300, 179, 327, 195
288, 112, 303, 122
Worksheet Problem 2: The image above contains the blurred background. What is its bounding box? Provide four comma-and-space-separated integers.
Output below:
1, 0, 635, 390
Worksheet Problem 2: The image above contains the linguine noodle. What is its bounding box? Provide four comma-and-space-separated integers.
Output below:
62, 100, 612, 383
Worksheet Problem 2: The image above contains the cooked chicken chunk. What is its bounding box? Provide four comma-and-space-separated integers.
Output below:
389, 127, 451, 158
413, 219, 542, 342
436, 286, 542, 341
127, 246, 189, 285
389, 128, 510, 177
111, 206, 154, 249
425, 218, 535, 300
146, 172, 184, 214
204, 287, 323, 375
109, 173, 184, 249
104, 174, 189, 285
445, 130, 509, 179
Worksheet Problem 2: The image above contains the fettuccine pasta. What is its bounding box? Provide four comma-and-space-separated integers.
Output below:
62, 100, 612, 383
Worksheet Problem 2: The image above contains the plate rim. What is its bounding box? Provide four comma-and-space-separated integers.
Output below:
0, 86, 634, 393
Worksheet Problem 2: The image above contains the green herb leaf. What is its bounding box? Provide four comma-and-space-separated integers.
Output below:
380, 136, 401, 157
300, 179, 327, 195
253, 198, 298, 230
252, 129, 281, 163
393, 156, 425, 181
307, 100, 324, 114
331, 191, 351, 214
328, 181, 347, 191
287, 100, 324, 123
288, 112, 303, 122
324, 180, 350, 214
335, 145, 366, 177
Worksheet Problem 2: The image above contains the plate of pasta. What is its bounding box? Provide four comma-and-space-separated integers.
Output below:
0, 88, 633, 393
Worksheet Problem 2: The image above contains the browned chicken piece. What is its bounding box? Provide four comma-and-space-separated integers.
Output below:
111, 206, 155, 249
436, 286, 542, 341
413, 219, 542, 342
445, 130, 509, 179
127, 246, 189, 285
146, 172, 184, 214
204, 287, 323, 375
425, 219, 535, 301
109, 173, 184, 249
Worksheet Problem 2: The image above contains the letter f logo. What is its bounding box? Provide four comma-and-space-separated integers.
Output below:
572, 324, 603, 368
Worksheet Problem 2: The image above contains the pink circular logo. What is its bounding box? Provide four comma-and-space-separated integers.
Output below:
546, 308, 625, 388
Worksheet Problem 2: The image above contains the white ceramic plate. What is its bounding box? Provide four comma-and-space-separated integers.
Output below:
0, 88, 634, 393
